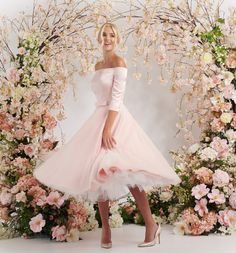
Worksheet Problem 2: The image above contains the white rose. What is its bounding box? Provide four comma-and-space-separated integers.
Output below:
188, 143, 200, 154
201, 52, 213, 64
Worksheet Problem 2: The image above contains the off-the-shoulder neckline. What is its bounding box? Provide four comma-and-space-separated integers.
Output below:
95, 66, 128, 72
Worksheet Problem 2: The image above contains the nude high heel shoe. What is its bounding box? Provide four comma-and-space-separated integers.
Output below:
137, 223, 161, 247
101, 242, 112, 249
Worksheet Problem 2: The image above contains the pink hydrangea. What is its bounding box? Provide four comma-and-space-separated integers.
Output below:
191, 184, 210, 199
51, 225, 67, 241
212, 169, 230, 187
207, 189, 225, 204
29, 213, 46, 233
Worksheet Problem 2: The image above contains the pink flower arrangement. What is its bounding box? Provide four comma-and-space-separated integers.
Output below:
42, 111, 57, 130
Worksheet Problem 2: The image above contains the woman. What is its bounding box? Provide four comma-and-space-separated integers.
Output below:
33, 22, 181, 248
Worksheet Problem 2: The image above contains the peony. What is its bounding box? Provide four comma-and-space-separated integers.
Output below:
47, 191, 65, 208
51, 225, 67, 241
220, 112, 233, 123
191, 184, 210, 199
29, 213, 46, 233
207, 189, 225, 204
213, 169, 230, 187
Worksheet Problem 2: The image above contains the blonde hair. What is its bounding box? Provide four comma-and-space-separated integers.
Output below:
97, 22, 121, 49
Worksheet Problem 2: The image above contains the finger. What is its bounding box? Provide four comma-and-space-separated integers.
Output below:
107, 138, 113, 149
112, 137, 116, 145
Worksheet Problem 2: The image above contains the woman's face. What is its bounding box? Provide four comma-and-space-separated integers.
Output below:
101, 25, 116, 52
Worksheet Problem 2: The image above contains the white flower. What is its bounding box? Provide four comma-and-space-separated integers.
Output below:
220, 113, 233, 123
159, 191, 173, 202
225, 129, 236, 143
222, 71, 234, 86
16, 191, 27, 203
109, 213, 123, 228
188, 143, 200, 154
199, 147, 218, 161
201, 52, 213, 64
173, 221, 188, 235
65, 228, 80, 242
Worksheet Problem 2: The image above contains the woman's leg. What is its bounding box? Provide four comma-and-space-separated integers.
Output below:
98, 200, 112, 243
128, 185, 158, 242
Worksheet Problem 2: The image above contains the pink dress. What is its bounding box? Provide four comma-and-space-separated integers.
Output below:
33, 66, 181, 203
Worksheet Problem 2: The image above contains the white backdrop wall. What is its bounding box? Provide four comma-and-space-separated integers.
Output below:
0, 0, 235, 164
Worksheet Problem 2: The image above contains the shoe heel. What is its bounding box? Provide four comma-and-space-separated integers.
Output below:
157, 233, 160, 244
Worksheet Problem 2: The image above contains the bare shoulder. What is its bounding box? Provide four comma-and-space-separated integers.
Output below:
114, 56, 127, 68
95, 61, 103, 71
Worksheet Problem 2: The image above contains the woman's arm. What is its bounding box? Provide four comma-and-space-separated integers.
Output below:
102, 58, 127, 150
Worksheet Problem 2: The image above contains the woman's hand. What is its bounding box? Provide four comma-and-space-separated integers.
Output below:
102, 127, 117, 150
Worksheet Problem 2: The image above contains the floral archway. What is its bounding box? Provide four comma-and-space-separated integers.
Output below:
0, 0, 236, 241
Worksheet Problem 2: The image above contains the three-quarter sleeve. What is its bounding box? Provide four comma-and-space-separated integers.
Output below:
108, 68, 128, 112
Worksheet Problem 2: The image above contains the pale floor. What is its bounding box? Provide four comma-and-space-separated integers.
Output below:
0, 224, 235, 253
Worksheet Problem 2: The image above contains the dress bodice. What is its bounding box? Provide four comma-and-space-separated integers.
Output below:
91, 67, 128, 112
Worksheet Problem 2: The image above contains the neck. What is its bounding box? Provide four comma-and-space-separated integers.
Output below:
102, 51, 116, 64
